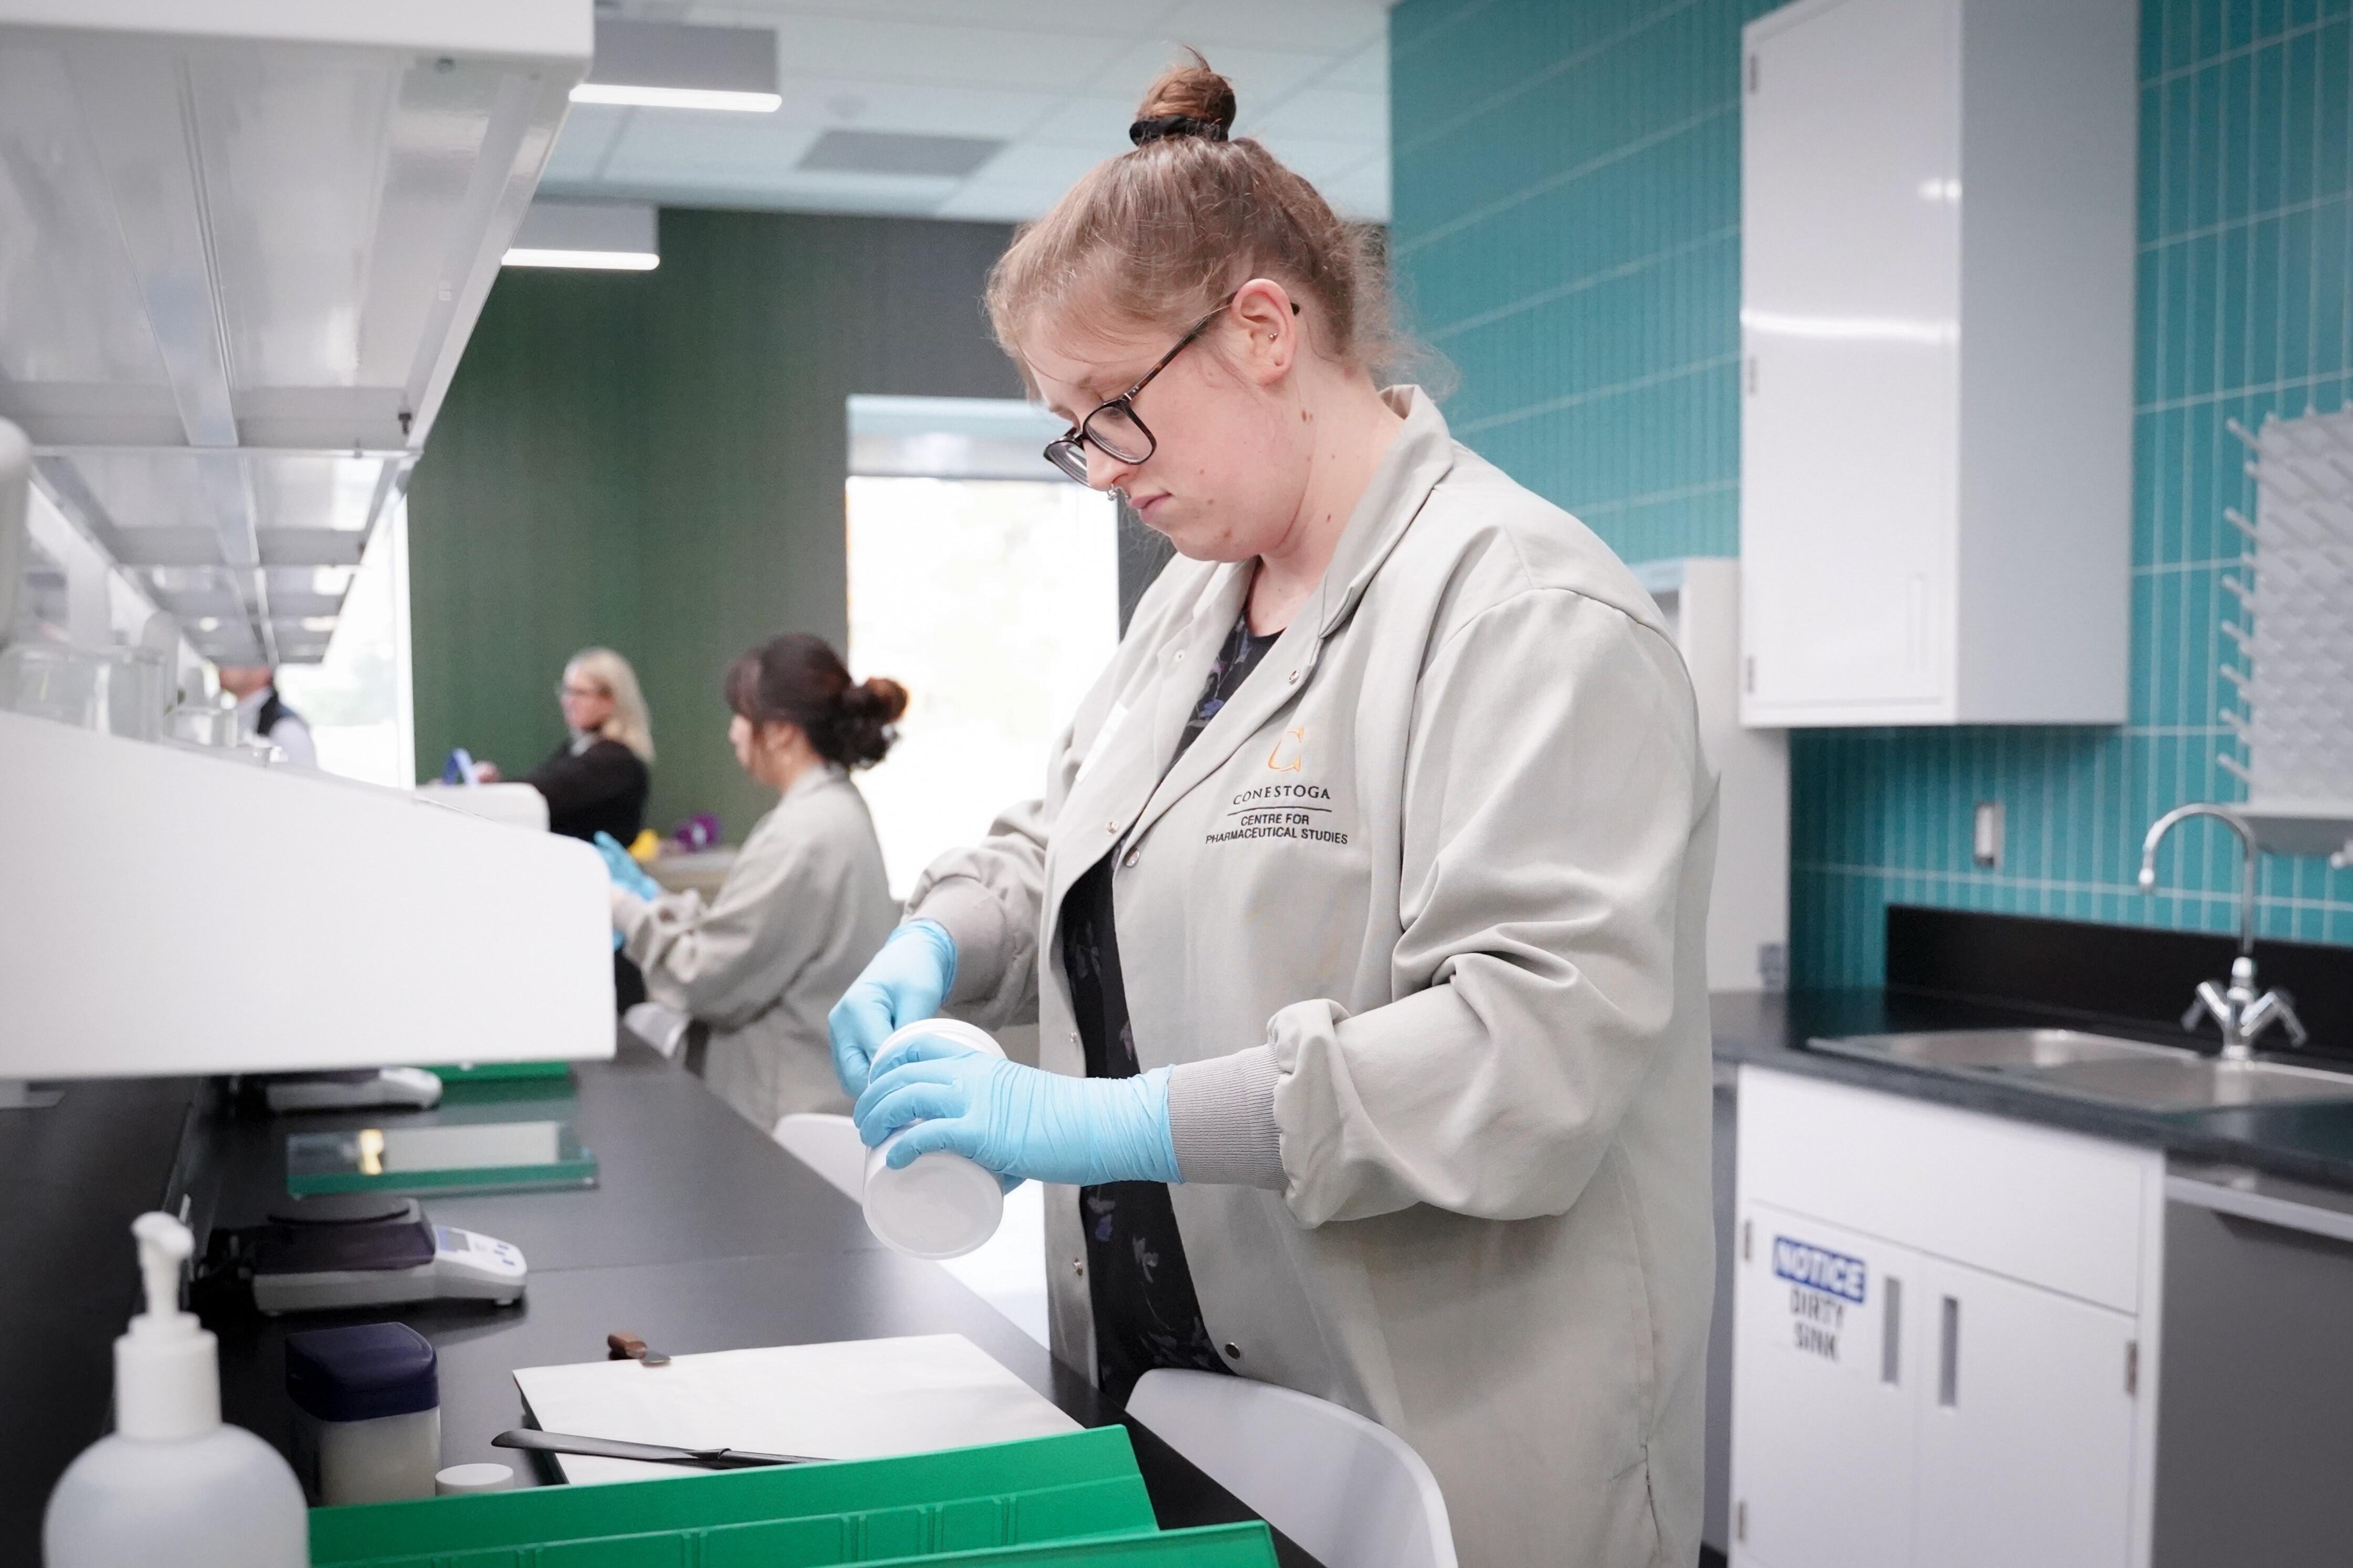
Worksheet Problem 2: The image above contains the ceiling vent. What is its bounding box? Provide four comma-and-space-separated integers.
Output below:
796, 130, 1003, 179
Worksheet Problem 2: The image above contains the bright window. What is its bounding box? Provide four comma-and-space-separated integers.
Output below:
845, 399, 1118, 899
274, 504, 415, 789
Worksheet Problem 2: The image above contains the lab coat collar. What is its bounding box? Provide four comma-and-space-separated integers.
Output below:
1118, 387, 1453, 851
782, 761, 849, 804
1308, 385, 1455, 643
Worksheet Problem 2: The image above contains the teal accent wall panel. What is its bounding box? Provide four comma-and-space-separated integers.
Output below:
1392, 0, 2353, 985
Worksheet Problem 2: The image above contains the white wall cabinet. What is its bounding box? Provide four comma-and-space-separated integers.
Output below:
1738, 0, 2136, 726
1732, 1069, 2163, 1568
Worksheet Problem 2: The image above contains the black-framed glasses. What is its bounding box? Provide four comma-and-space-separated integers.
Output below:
1042, 293, 1298, 485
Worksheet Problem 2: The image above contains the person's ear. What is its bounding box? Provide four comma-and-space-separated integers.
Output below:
1228, 278, 1298, 386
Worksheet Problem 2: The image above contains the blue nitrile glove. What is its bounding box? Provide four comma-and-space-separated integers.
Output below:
852, 1031, 1181, 1189
592, 831, 661, 902
829, 920, 957, 1098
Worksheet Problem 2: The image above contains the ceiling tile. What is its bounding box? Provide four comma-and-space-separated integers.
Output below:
1320, 37, 1386, 93
932, 180, 1075, 222
767, 76, 1064, 137
1248, 86, 1386, 145
1090, 38, 1334, 114
761, 13, 1133, 89
1313, 158, 1389, 223
544, 105, 632, 183
1149, 0, 1386, 54
970, 140, 1114, 189
600, 111, 823, 182
1248, 131, 1378, 184
543, 3, 1386, 224
685, 1, 1181, 33
798, 129, 1005, 177
585, 169, 964, 216
1022, 95, 1140, 149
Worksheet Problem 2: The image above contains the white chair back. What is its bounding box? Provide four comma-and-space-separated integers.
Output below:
1125, 1368, 1457, 1568
621, 1002, 690, 1059
770, 1112, 866, 1200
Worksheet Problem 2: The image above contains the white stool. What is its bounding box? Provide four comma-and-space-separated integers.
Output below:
1126, 1368, 1457, 1568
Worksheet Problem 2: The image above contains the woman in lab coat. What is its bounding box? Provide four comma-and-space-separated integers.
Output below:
833, 60, 1718, 1568
613, 634, 900, 1131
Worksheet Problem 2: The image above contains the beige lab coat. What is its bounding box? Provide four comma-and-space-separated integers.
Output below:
909, 389, 1719, 1567
620, 765, 896, 1129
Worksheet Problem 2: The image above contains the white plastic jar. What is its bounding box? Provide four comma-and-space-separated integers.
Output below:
861, 1018, 1006, 1260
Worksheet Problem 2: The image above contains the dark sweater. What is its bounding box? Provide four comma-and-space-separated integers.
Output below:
523, 737, 650, 844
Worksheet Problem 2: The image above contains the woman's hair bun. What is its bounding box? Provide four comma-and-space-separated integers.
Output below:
722, 632, 906, 771
1133, 51, 1237, 141
848, 675, 909, 725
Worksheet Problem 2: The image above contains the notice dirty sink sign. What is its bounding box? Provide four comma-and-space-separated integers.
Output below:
1773, 1236, 1866, 1365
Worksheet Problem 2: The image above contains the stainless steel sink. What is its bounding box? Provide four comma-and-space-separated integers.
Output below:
2020, 1055, 2353, 1111
1807, 1028, 2353, 1112
1809, 1028, 2198, 1073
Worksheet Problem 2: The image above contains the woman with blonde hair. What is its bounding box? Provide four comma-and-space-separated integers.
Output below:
479, 647, 655, 845
833, 55, 1715, 1567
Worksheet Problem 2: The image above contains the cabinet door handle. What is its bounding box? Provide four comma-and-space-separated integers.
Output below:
1882, 1276, 1902, 1386
1937, 1294, 1960, 1408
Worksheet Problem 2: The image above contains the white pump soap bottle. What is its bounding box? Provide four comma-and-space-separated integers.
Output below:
44, 1212, 307, 1567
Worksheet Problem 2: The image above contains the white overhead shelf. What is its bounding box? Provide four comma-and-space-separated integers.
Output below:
0, 0, 590, 664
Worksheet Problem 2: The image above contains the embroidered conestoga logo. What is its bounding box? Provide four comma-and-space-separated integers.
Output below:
1266, 726, 1307, 772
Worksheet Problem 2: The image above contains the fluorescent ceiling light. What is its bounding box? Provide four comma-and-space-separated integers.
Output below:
502, 201, 659, 271
503, 248, 661, 271
577, 18, 777, 114
569, 83, 780, 113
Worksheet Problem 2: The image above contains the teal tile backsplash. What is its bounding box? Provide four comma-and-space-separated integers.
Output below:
1391, 0, 2353, 984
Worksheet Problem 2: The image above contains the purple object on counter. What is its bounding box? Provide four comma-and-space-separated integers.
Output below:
671, 813, 721, 852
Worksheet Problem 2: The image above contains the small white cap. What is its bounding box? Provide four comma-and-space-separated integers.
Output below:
115, 1212, 220, 1441
436, 1462, 516, 1495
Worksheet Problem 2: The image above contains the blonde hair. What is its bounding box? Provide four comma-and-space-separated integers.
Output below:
567, 647, 655, 764
985, 51, 1394, 379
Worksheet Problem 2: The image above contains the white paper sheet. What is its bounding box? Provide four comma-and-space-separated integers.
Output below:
511, 1333, 1080, 1484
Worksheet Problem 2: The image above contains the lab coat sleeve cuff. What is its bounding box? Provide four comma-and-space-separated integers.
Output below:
1166, 1047, 1288, 1190
908, 876, 1018, 1010
612, 890, 654, 946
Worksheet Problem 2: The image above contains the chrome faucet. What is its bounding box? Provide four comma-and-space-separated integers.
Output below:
2139, 803, 2307, 1062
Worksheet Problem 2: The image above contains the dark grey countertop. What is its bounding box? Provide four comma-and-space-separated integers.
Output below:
1715, 988, 2353, 1191
2, 1043, 1309, 1566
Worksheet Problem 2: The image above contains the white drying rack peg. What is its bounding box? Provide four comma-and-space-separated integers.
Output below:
2215, 751, 2255, 787
2226, 416, 2262, 451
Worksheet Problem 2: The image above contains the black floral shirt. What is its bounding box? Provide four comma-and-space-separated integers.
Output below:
1058, 608, 1283, 1401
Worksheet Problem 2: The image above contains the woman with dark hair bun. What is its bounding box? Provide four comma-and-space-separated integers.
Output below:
607, 633, 902, 1130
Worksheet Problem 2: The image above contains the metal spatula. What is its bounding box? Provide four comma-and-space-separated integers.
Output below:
494, 1428, 825, 1469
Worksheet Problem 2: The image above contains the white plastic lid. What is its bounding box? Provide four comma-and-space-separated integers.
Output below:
862, 1020, 1006, 1260
435, 1463, 515, 1495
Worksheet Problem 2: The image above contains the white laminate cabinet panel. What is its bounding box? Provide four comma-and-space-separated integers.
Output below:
1736, 1067, 2157, 1313
1731, 1203, 1923, 1568
1741, 0, 1958, 721
1912, 1256, 2139, 1568
1736, 0, 2134, 726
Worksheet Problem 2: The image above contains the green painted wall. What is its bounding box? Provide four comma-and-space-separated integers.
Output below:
407, 270, 648, 788
408, 211, 1020, 839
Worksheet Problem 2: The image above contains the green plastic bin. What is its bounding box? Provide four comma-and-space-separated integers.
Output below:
310, 1429, 1167, 1568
